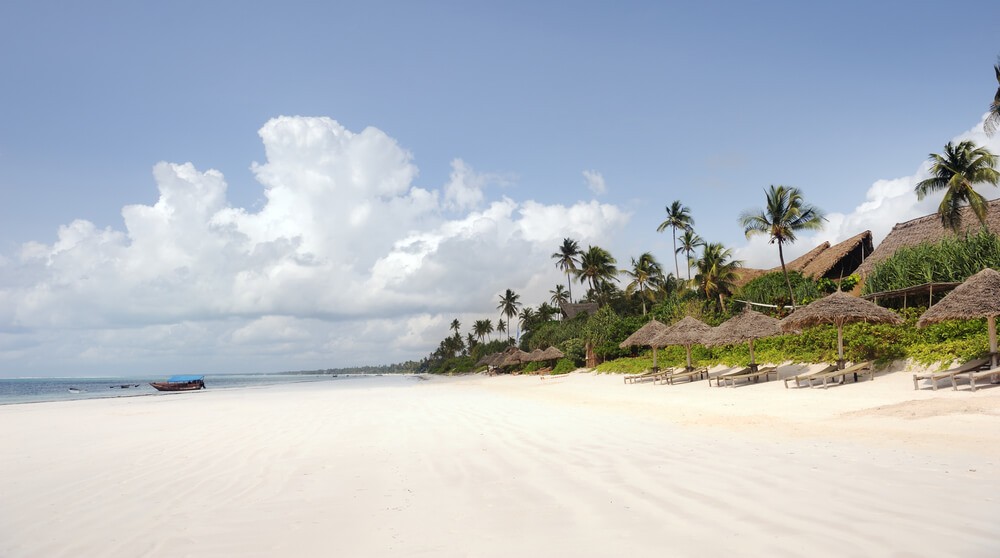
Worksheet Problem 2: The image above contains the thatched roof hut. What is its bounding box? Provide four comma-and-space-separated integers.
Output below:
918, 268, 1000, 364
781, 291, 902, 366
857, 199, 1000, 278
501, 348, 533, 367
527, 348, 547, 362
734, 231, 873, 287
560, 302, 600, 319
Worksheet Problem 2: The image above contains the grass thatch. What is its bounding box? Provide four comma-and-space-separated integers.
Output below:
708, 309, 782, 346
618, 319, 668, 348
782, 291, 903, 330
918, 268, 1000, 324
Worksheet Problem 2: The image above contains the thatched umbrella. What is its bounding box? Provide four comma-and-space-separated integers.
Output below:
781, 290, 902, 368
918, 268, 1000, 366
708, 308, 783, 371
501, 348, 533, 367
541, 346, 565, 360
650, 316, 713, 370
527, 348, 546, 363
618, 319, 669, 369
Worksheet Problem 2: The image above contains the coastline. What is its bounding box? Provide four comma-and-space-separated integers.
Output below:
1, 370, 998, 557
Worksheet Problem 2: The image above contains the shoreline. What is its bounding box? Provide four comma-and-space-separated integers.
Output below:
2, 371, 998, 557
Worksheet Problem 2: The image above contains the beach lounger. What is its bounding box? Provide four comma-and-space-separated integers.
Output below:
783, 364, 838, 389
964, 366, 1000, 392
721, 366, 777, 387
661, 367, 709, 385
911, 357, 991, 391
709, 367, 750, 387
624, 368, 668, 384
805, 361, 874, 389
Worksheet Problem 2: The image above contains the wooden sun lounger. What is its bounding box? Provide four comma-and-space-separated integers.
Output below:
912, 357, 991, 391
721, 366, 777, 387
783, 364, 838, 389
624, 368, 668, 384
967, 366, 1000, 391
806, 361, 874, 389
709, 367, 750, 387
661, 367, 710, 385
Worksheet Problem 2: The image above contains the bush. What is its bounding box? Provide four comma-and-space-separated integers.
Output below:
551, 358, 577, 375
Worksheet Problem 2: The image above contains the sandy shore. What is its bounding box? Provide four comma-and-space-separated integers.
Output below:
1, 368, 999, 557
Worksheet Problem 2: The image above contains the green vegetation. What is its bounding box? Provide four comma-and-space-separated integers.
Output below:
736, 271, 822, 316
862, 231, 1000, 296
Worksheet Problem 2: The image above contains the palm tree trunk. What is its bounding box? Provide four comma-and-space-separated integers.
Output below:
566, 271, 573, 303
672, 226, 680, 278
778, 241, 796, 308
686, 251, 692, 281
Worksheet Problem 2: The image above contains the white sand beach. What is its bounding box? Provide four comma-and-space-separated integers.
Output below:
2, 369, 999, 557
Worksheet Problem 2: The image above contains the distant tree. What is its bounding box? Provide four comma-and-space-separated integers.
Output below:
575, 245, 618, 303
536, 302, 559, 322
517, 307, 536, 342
739, 185, 825, 308
694, 243, 743, 310
676, 229, 704, 281
622, 252, 664, 315
496, 319, 507, 341
473, 319, 494, 343
497, 289, 521, 342
549, 284, 570, 307
657, 200, 694, 278
450, 318, 461, 338
987, 57, 1000, 136
551, 238, 582, 303
915, 141, 999, 234
466, 333, 476, 354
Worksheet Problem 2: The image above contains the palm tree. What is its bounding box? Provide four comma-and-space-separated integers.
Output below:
497, 289, 521, 342
694, 243, 743, 310
656, 200, 694, 279
517, 307, 536, 343
575, 245, 618, 303
496, 319, 507, 342
551, 238, 581, 303
622, 252, 664, 315
986, 58, 1000, 136
739, 185, 825, 308
915, 141, 999, 233
473, 319, 493, 343
549, 284, 570, 307
450, 319, 461, 338
466, 333, 476, 353
675, 229, 704, 281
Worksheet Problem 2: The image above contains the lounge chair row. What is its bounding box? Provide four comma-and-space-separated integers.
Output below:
911, 357, 997, 391
782, 361, 875, 389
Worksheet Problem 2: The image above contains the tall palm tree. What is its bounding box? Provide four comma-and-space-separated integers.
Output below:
549, 284, 570, 307
656, 200, 694, 279
466, 333, 476, 353
675, 229, 704, 281
496, 319, 507, 342
450, 319, 461, 338
517, 307, 536, 343
551, 238, 582, 303
473, 319, 493, 343
986, 58, 1000, 136
739, 185, 825, 308
622, 252, 664, 315
575, 245, 618, 303
694, 243, 743, 310
915, 141, 999, 233
497, 289, 521, 342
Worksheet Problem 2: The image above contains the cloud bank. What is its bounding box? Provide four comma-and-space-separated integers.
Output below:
0, 117, 629, 375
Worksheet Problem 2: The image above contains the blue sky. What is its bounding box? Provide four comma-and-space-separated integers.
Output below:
1, 1, 999, 376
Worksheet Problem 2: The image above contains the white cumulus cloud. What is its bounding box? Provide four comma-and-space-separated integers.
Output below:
0, 116, 630, 375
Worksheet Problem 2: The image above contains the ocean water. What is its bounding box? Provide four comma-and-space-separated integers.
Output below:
0, 374, 346, 405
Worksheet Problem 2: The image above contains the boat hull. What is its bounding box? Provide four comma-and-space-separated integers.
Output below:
149, 381, 204, 392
